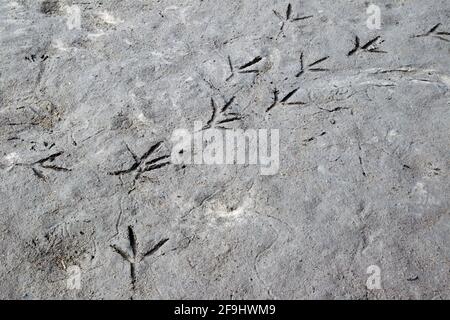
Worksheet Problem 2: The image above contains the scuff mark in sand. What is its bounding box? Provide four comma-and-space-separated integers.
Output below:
52, 39, 69, 51
214, 196, 254, 218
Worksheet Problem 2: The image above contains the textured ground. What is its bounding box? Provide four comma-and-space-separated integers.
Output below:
0, 0, 449, 299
